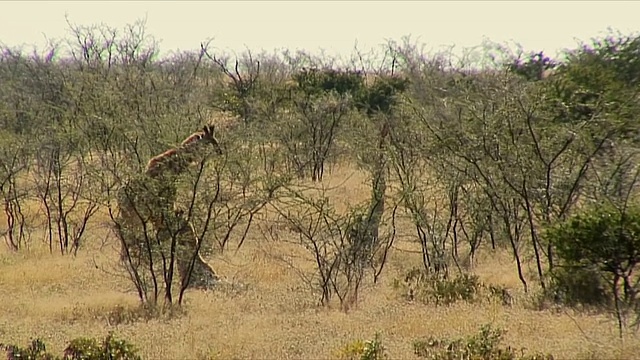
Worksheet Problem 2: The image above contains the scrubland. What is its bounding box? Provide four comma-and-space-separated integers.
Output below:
2, 19, 640, 360
1, 164, 638, 359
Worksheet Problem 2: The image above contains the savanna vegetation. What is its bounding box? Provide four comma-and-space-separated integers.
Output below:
1, 18, 640, 359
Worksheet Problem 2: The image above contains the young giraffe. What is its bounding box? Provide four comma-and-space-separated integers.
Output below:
116, 125, 223, 293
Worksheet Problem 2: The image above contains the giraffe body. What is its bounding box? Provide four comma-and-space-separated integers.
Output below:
114, 125, 222, 295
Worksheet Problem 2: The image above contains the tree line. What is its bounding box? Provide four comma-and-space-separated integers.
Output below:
1, 19, 639, 332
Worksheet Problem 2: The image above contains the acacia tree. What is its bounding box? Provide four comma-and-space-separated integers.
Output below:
202, 44, 261, 125
389, 39, 619, 293
270, 184, 398, 311
544, 202, 640, 335
287, 68, 364, 181
0, 132, 31, 250
0, 36, 102, 255
514, 32, 640, 318
50, 20, 294, 305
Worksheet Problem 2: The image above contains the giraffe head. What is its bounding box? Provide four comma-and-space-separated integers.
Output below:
181, 124, 223, 155
145, 124, 224, 177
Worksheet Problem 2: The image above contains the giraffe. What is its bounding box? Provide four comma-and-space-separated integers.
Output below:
340, 121, 390, 309
349, 121, 390, 249
347, 148, 387, 256
114, 125, 223, 296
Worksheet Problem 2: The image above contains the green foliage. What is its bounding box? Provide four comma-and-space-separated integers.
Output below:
507, 51, 556, 81
292, 68, 408, 116
546, 31, 640, 131
399, 268, 483, 306
544, 202, 640, 277
354, 76, 409, 116
541, 266, 609, 309
64, 333, 141, 360
1, 338, 55, 360
1, 334, 141, 360
566, 33, 640, 89
542, 202, 640, 310
334, 333, 387, 360
413, 324, 554, 360
293, 68, 365, 97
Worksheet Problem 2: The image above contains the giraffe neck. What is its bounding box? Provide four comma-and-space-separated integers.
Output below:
145, 130, 212, 178
365, 121, 390, 231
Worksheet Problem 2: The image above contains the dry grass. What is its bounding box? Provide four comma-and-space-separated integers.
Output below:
1, 163, 639, 360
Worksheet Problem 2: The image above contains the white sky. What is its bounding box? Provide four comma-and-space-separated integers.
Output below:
1, 1, 640, 61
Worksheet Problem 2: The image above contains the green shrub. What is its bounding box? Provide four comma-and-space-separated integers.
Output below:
335, 333, 387, 360
398, 268, 483, 306
542, 202, 640, 312
487, 284, 514, 307
64, 333, 141, 360
1, 338, 55, 360
547, 266, 609, 308
1, 333, 141, 360
413, 324, 554, 360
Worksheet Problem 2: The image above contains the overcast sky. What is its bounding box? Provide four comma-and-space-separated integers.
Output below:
2, 1, 640, 60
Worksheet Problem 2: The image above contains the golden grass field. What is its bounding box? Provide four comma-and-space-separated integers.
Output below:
1, 164, 639, 359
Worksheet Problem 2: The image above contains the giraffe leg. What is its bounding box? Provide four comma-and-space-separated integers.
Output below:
177, 252, 220, 290
112, 206, 159, 301
173, 212, 221, 290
